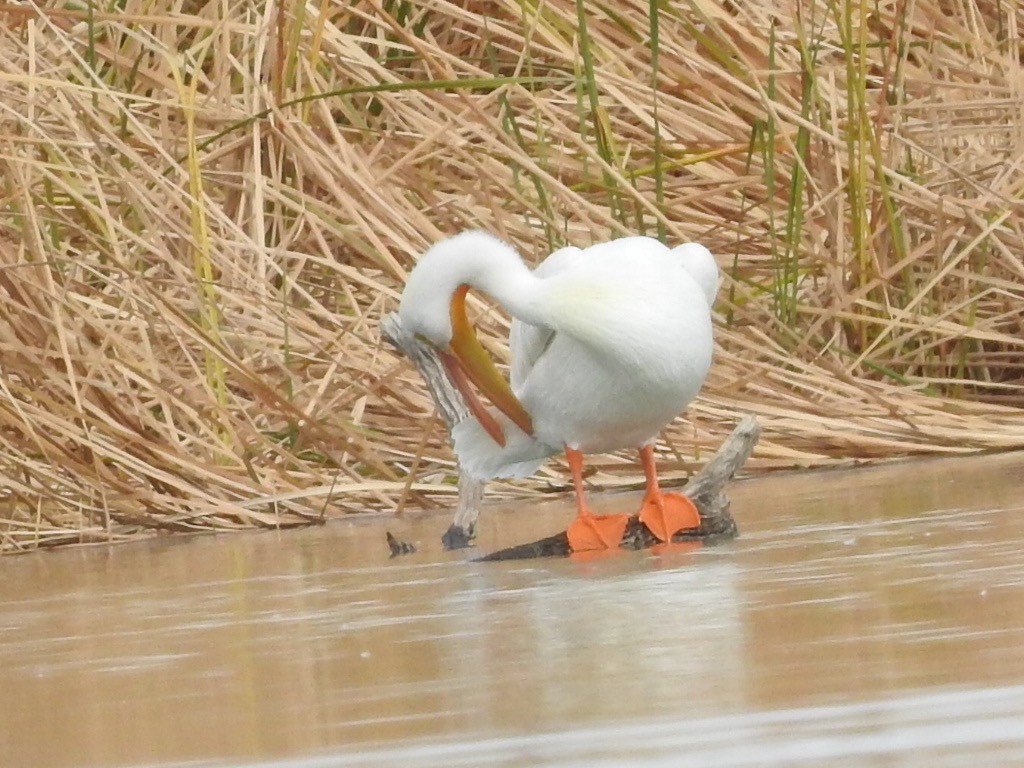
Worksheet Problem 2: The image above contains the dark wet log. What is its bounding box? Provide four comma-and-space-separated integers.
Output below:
381, 312, 759, 559
477, 415, 758, 561
386, 531, 416, 557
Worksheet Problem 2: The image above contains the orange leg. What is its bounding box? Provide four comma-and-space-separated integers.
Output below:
564, 447, 629, 552
637, 444, 700, 542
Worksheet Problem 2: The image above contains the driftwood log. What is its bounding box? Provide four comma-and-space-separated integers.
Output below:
381, 311, 759, 559
479, 415, 757, 560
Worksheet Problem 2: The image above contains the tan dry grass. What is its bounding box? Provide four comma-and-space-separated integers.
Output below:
0, 0, 1021, 552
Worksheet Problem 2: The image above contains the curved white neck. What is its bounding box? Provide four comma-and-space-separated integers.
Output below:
399, 231, 550, 344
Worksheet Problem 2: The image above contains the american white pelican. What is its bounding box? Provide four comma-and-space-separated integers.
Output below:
398, 230, 718, 552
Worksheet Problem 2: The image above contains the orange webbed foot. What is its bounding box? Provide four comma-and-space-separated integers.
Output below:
566, 513, 629, 552
638, 492, 700, 543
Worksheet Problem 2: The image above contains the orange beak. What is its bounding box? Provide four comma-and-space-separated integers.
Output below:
438, 285, 534, 447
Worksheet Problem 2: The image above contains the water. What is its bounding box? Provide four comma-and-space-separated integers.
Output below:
2, 451, 1024, 767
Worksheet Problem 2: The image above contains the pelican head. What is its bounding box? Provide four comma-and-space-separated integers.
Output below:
398, 231, 536, 446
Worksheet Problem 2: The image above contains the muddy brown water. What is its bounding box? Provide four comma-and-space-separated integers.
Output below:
3, 451, 1024, 767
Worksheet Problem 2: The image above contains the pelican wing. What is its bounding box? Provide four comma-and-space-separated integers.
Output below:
510, 237, 674, 390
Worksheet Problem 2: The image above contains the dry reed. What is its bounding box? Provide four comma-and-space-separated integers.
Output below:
0, 0, 1021, 552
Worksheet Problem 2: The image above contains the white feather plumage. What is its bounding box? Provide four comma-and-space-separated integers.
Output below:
398, 231, 718, 480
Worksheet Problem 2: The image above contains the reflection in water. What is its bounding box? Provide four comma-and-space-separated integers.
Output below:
1, 451, 1024, 767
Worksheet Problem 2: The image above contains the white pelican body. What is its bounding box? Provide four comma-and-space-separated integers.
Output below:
509, 237, 713, 451
398, 231, 718, 549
